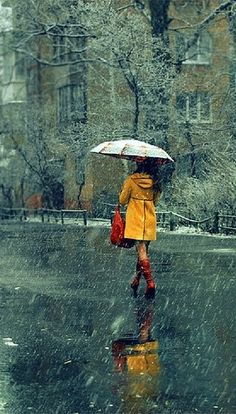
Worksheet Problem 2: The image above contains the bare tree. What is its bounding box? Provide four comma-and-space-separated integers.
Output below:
1, 0, 236, 214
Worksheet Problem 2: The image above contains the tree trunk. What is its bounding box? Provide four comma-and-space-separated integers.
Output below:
148, 0, 171, 39
133, 86, 140, 138
147, 0, 171, 151
185, 127, 197, 177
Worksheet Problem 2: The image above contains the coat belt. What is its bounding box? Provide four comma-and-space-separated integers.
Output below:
131, 197, 153, 201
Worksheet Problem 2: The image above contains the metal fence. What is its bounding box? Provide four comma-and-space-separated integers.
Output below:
157, 211, 236, 234
0, 208, 88, 226
111, 209, 236, 235
157, 211, 212, 232
0, 207, 235, 234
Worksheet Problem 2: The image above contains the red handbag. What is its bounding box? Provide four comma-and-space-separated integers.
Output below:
110, 205, 135, 249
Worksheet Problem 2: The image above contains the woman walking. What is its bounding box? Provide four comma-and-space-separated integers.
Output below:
119, 160, 162, 298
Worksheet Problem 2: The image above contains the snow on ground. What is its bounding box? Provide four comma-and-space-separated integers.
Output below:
0, 216, 219, 234
1, 216, 236, 238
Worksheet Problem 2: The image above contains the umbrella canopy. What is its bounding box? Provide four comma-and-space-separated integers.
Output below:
90, 139, 174, 163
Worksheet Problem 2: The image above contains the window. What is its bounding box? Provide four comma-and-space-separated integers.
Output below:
3, 52, 14, 83
3, 51, 25, 83
15, 52, 25, 78
176, 31, 212, 65
54, 33, 68, 63
53, 28, 85, 63
176, 92, 212, 123
57, 84, 86, 125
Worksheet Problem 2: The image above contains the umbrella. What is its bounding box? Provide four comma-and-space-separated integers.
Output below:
90, 139, 174, 164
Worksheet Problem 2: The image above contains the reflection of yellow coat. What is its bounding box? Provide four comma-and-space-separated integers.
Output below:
126, 340, 160, 375
119, 173, 160, 241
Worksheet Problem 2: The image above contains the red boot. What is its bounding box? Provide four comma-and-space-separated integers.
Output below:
139, 259, 156, 298
131, 260, 142, 296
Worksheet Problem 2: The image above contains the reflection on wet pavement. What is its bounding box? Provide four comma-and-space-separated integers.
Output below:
0, 227, 236, 413
112, 300, 161, 413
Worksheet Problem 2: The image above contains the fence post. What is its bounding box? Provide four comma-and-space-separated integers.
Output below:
212, 212, 219, 234
61, 211, 64, 225
169, 212, 175, 231
83, 211, 88, 226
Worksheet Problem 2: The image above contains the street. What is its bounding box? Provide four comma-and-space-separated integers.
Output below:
0, 223, 236, 414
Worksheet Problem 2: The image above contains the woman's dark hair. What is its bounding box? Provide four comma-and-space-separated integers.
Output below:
135, 159, 162, 192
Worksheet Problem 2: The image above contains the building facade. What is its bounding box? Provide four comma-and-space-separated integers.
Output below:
0, 0, 234, 213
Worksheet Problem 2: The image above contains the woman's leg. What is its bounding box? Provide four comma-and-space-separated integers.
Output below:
130, 260, 142, 296
136, 241, 155, 298
130, 241, 147, 295
136, 241, 149, 261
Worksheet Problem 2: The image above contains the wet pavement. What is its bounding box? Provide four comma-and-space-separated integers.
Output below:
0, 223, 236, 414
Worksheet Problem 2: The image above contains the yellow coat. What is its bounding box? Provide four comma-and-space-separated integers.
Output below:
119, 173, 160, 241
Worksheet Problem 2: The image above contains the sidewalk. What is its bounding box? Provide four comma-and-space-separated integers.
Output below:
0, 220, 236, 414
